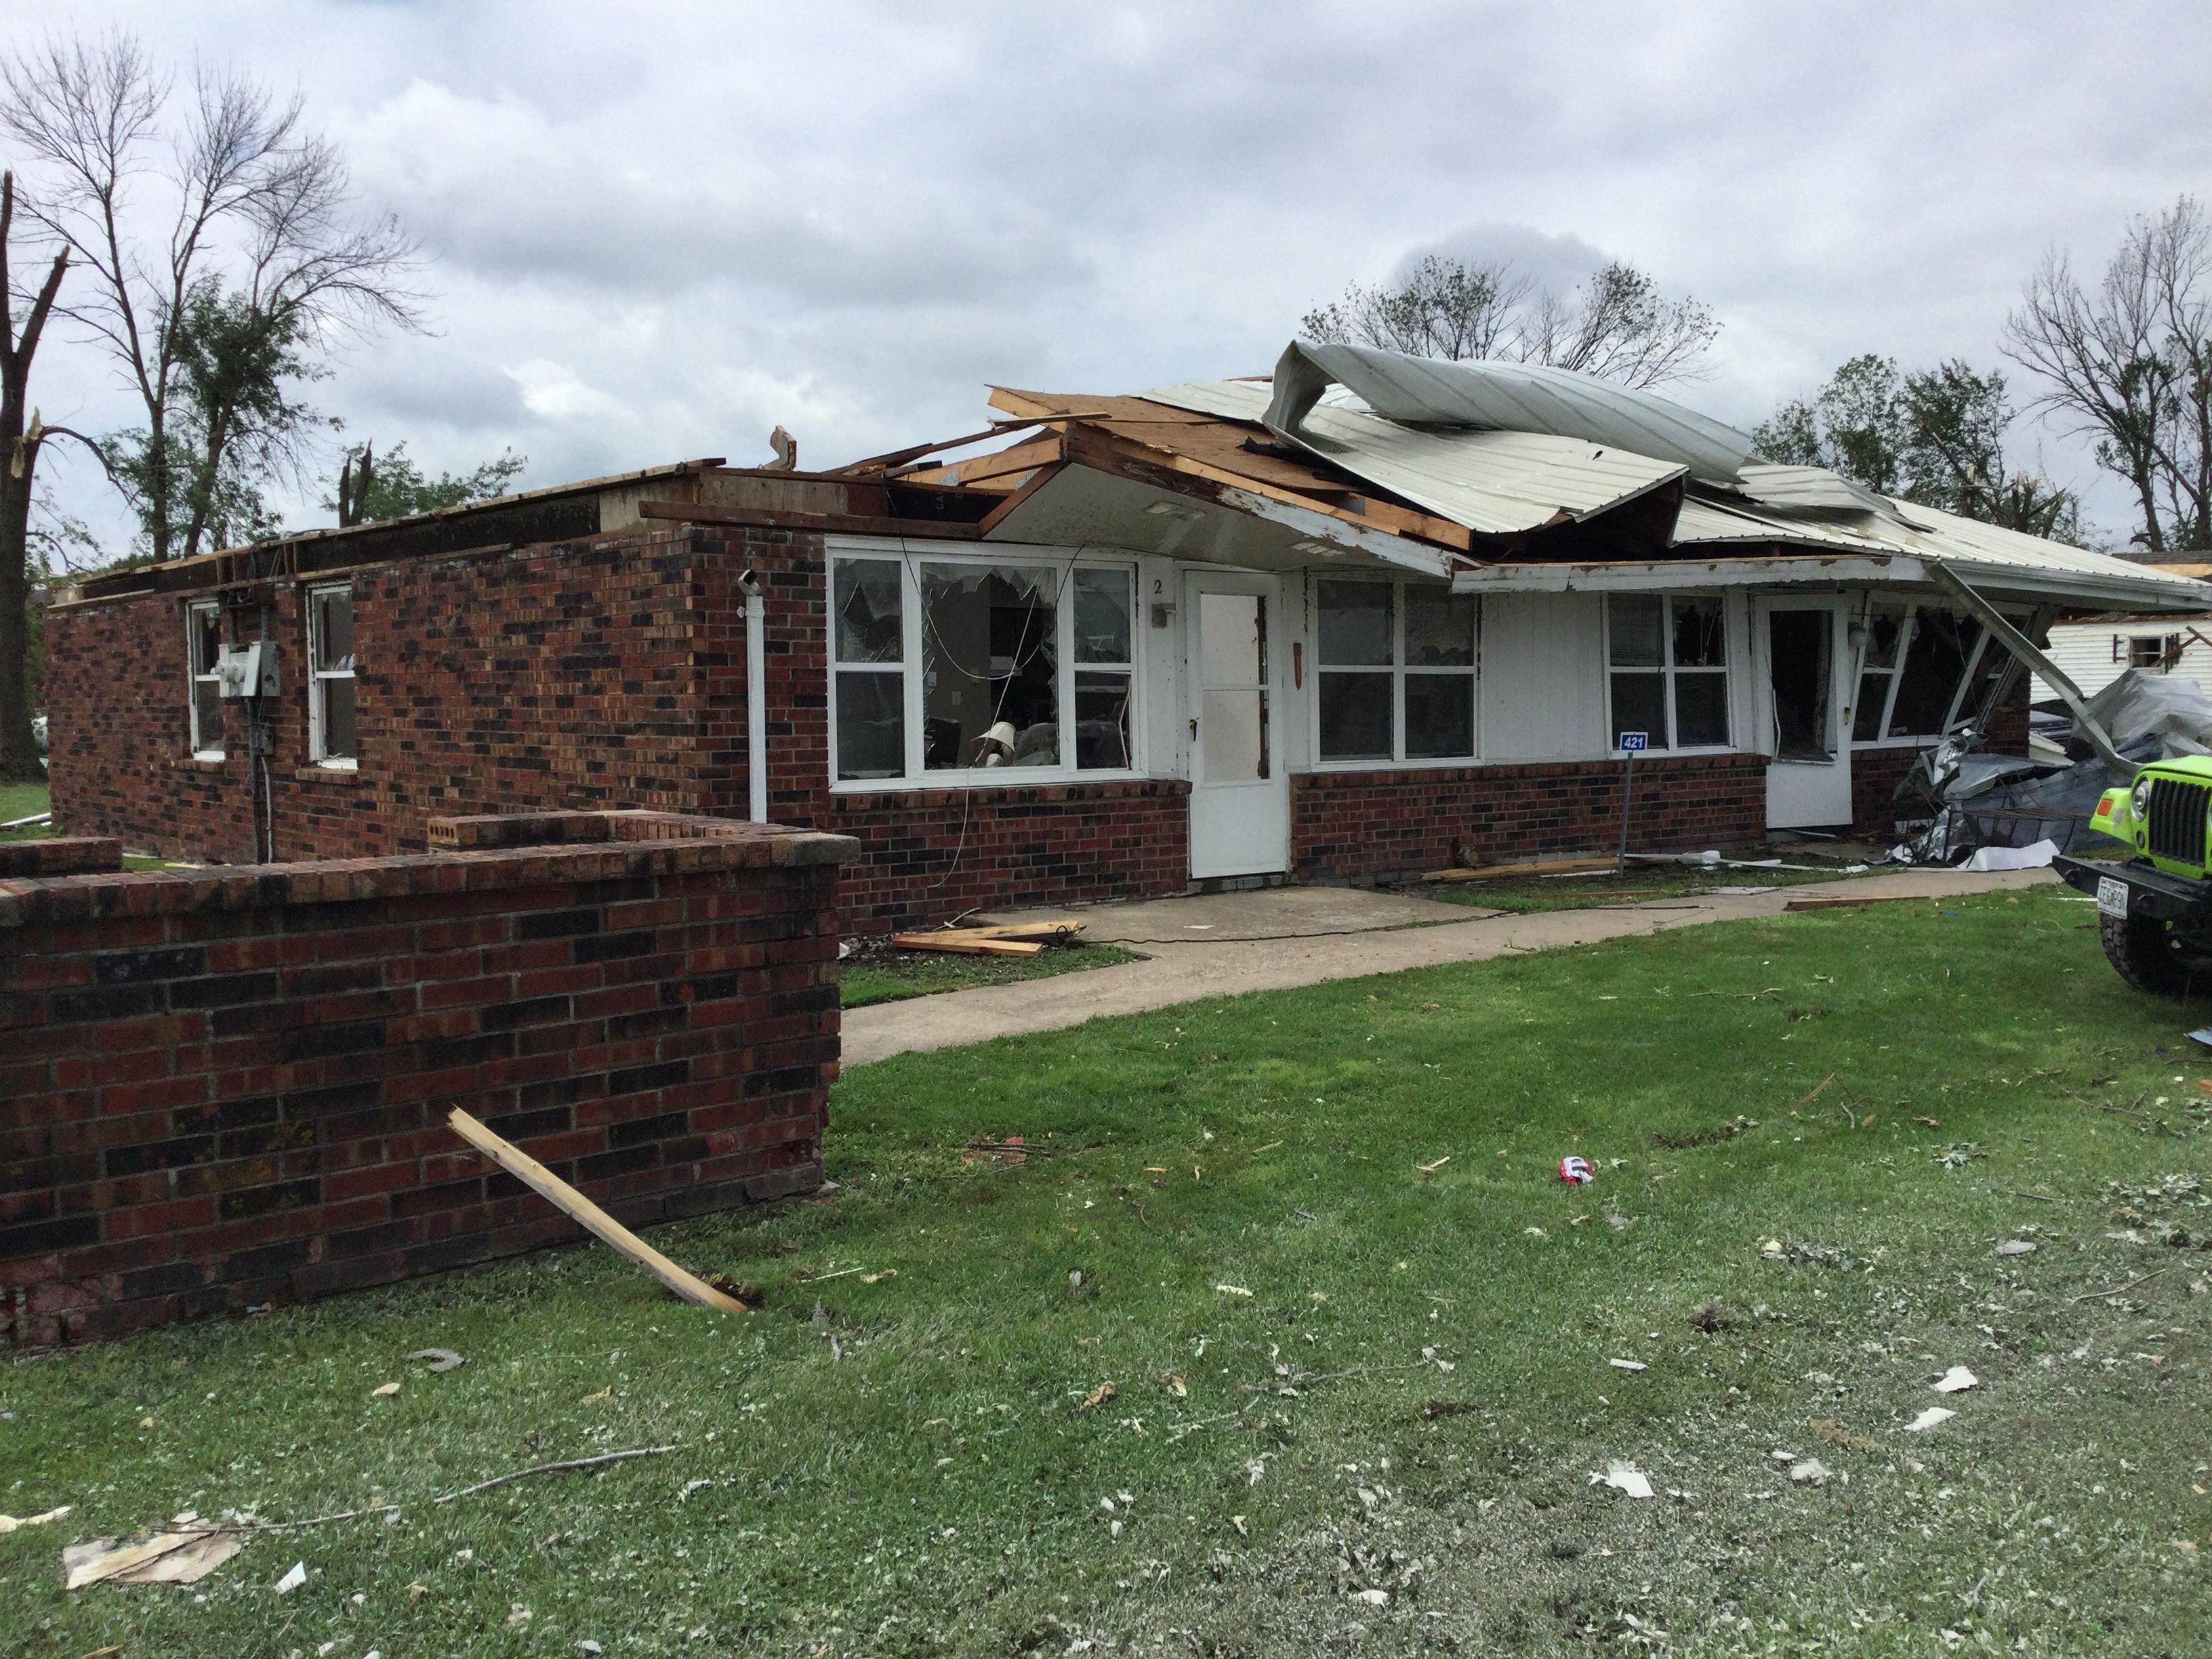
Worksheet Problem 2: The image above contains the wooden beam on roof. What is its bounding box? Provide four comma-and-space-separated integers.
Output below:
638, 498, 984, 539
977, 460, 1071, 538
899, 432, 1064, 490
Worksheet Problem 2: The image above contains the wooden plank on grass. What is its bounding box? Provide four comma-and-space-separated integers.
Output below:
1424, 857, 1618, 883
890, 933, 1044, 956
446, 1108, 749, 1312
1781, 895, 1930, 912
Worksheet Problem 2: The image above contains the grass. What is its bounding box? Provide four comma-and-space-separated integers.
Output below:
840, 942, 1141, 1008
0, 779, 49, 844
1419, 855, 1854, 914
5, 886, 2212, 1656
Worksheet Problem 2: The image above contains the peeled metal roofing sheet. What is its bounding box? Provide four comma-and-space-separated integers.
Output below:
1143, 379, 1684, 535
1266, 342, 1757, 486
1671, 495, 1900, 554
1736, 462, 1905, 519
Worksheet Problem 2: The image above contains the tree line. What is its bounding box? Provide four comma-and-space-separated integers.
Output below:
1303, 199, 2212, 557
0, 31, 523, 782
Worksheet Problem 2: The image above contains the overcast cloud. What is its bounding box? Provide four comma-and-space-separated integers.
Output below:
8, 0, 2210, 553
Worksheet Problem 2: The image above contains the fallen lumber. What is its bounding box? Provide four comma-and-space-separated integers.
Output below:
1782, 895, 1932, 912
1425, 856, 1617, 884
890, 933, 1044, 957
446, 1108, 749, 1311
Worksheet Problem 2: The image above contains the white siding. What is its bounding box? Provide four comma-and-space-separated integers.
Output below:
1479, 590, 1609, 759
2033, 618, 2212, 703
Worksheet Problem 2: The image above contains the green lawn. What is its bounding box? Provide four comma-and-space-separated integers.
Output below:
0, 779, 49, 844
5, 886, 2211, 1656
1418, 857, 1846, 914
840, 942, 1141, 1008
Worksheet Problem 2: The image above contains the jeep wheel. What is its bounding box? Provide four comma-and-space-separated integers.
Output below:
2099, 912, 2209, 998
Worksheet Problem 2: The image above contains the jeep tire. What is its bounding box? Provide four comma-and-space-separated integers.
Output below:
2099, 912, 2207, 998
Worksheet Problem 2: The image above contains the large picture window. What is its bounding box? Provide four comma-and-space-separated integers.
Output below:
187, 599, 224, 759
307, 584, 357, 766
830, 552, 1137, 786
1313, 578, 1477, 764
1847, 602, 2001, 743
1606, 594, 1729, 750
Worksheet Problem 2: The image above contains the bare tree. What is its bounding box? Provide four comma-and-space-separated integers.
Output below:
0, 168, 68, 782
0, 30, 423, 565
1303, 253, 1719, 388
2002, 197, 2212, 554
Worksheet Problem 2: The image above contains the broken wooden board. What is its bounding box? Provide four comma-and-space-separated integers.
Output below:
64, 1529, 243, 1589
1782, 895, 1931, 912
446, 1109, 749, 1312
888, 920, 1083, 956
1424, 857, 1618, 883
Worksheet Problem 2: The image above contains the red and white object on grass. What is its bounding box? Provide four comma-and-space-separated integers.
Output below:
1558, 1155, 1595, 1185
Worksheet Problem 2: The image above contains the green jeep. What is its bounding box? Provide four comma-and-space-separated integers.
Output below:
2055, 754, 2212, 996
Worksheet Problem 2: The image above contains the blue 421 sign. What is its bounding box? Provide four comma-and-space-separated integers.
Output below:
1617, 731, 1650, 753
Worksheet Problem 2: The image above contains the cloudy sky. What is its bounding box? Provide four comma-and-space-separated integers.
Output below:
7, 1, 2210, 555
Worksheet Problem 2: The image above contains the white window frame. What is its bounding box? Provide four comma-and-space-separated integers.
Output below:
186, 598, 224, 760
1308, 574, 1481, 771
826, 546, 1143, 792
1846, 599, 2001, 748
1602, 591, 1732, 753
306, 582, 358, 770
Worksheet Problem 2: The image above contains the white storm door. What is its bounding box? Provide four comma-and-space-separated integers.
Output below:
1184, 571, 1289, 880
1757, 596, 1854, 829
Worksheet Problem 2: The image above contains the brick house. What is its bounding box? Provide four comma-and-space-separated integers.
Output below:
44, 344, 2212, 931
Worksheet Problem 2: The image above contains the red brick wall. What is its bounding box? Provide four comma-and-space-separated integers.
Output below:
0, 811, 855, 1347
1292, 753, 1769, 882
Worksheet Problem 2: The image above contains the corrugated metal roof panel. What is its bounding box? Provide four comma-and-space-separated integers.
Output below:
1671, 495, 1900, 554
1143, 379, 1683, 535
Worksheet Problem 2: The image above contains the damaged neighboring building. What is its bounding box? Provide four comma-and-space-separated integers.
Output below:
43, 342, 2212, 930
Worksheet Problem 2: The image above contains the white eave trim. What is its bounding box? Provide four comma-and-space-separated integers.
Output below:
1214, 484, 1462, 581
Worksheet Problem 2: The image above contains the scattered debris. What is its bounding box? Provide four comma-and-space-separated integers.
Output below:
2072, 1266, 2177, 1303
1797, 1075, 1837, 1107
1937, 1143, 1988, 1170
0, 1506, 70, 1534
274, 1561, 306, 1595
370, 1382, 401, 1398
447, 1109, 747, 1313
1607, 1358, 1648, 1373
1907, 1407, 1957, 1433
1759, 1239, 1786, 1259
1214, 1283, 1254, 1298
1788, 1458, 1832, 1487
1558, 1155, 1595, 1185
1994, 1240, 2038, 1257
1416, 1155, 1451, 1177
1425, 855, 1618, 883
1161, 1373, 1187, 1397
859, 1269, 898, 1285
1932, 1366, 1980, 1394
508, 1603, 534, 1627
65, 1528, 244, 1589
1650, 1116, 1758, 1151
405, 1348, 466, 1372
889, 920, 1084, 957
1809, 1418, 1879, 1453
1688, 1300, 1734, 1333
1078, 1382, 1117, 1412
1596, 1462, 1654, 1500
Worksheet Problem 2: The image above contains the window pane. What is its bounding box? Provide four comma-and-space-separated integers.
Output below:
1404, 589, 1476, 667
193, 682, 223, 754
1675, 670, 1729, 747
1852, 671, 1893, 741
1316, 580, 1391, 666
1610, 671, 1668, 749
1075, 671, 1131, 769
1404, 674, 1474, 758
1862, 603, 1906, 670
1200, 688, 1266, 782
1608, 594, 1663, 666
834, 559, 903, 664
835, 672, 904, 780
312, 589, 354, 672
1318, 671, 1393, 762
190, 605, 222, 674
1671, 597, 1724, 668
1073, 568, 1132, 665
1954, 637, 2008, 728
922, 564, 1058, 770
321, 677, 359, 762
1889, 611, 1978, 735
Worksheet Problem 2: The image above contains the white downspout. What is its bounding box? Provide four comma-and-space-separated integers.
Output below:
739, 569, 768, 823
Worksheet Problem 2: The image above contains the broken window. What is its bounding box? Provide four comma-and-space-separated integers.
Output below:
832, 558, 905, 780
830, 553, 1137, 787
2128, 634, 2177, 672
1606, 594, 1729, 751
1848, 602, 2019, 743
308, 584, 356, 766
1851, 602, 1908, 741
187, 599, 224, 759
1887, 610, 1982, 738
1314, 578, 1477, 764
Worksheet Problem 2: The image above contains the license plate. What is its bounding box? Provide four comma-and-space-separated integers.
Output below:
2097, 876, 2130, 919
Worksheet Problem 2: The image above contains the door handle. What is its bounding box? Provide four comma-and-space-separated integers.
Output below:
1188, 717, 1198, 739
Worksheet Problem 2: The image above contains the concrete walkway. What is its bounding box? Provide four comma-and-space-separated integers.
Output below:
840, 867, 2057, 1067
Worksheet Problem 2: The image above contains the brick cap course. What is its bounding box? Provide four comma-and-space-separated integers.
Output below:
827, 778, 1192, 811
1298, 752, 1761, 790
0, 836, 123, 878
0, 810, 857, 933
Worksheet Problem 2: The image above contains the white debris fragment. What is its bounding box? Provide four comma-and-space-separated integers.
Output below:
1932, 1366, 1980, 1394
1994, 1241, 2037, 1257
1597, 1461, 1654, 1499
1760, 1238, 1785, 1258
1214, 1284, 1253, 1298
1789, 1459, 1831, 1486
1351, 1588, 1389, 1605
274, 1561, 306, 1595
1907, 1407, 1957, 1433
1607, 1358, 1648, 1372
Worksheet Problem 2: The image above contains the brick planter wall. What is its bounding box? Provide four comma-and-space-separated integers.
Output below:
1292, 753, 1769, 883
0, 810, 856, 1347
